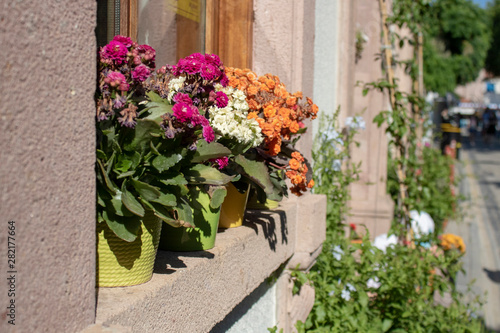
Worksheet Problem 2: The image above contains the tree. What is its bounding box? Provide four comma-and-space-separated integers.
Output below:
485, 0, 500, 76
422, 0, 490, 94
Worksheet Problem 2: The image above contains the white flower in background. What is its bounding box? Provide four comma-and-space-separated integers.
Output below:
332, 245, 344, 261
332, 159, 342, 171
340, 283, 356, 301
373, 233, 398, 253
209, 86, 263, 147
328, 290, 335, 297
410, 210, 435, 239
345, 116, 366, 130
167, 76, 187, 101
367, 277, 381, 289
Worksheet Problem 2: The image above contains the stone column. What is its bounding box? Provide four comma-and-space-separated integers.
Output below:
347, 0, 395, 238
0, 1, 97, 331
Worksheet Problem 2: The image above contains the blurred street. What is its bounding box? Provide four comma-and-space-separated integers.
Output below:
447, 135, 500, 331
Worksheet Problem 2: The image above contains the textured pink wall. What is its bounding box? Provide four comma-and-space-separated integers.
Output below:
0, 1, 96, 331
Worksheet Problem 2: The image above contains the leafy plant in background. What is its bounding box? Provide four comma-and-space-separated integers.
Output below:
387, 146, 459, 233
311, 109, 362, 237
299, 234, 486, 332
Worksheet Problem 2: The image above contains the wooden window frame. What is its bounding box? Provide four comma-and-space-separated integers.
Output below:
119, 0, 138, 41
206, 0, 253, 69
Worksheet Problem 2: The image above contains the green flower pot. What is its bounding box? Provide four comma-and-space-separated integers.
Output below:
97, 210, 162, 287
160, 186, 221, 251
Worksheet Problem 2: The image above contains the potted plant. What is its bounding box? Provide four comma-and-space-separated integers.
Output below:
222, 67, 319, 208
143, 53, 237, 250
95, 36, 191, 286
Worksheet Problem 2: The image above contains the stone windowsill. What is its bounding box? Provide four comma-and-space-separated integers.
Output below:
90, 193, 326, 333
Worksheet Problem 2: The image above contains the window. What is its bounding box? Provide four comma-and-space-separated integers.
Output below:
96, 0, 253, 68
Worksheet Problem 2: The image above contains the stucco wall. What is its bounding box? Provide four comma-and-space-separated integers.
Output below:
0, 1, 97, 332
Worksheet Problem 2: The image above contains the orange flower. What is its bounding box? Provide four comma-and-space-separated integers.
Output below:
247, 85, 259, 96
247, 111, 258, 120
286, 97, 297, 106
290, 174, 304, 185
261, 123, 275, 137
247, 99, 260, 110
307, 179, 315, 188
289, 158, 301, 170
264, 105, 277, 118
267, 137, 282, 155
289, 121, 300, 133
291, 152, 304, 162
235, 68, 245, 76
266, 79, 276, 90
229, 77, 240, 88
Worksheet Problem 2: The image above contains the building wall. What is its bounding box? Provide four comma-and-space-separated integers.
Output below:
0, 1, 97, 332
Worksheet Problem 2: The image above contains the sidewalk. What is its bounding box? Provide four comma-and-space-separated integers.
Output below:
446, 147, 500, 331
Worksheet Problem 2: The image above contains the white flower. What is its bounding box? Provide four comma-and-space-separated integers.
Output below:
332, 245, 344, 261
373, 233, 398, 253
345, 116, 366, 130
328, 290, 335, 297
209, 86, 263, 147
166, 76, 186, 102
367, 277, 381, 289
332, 159, 342, 171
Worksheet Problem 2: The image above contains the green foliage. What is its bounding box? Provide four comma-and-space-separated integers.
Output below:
387, 146, 459, 232
421, 0, 490, 93
312, 110, 361, 237
301, 235, 486, 332
485, 0, 500, 76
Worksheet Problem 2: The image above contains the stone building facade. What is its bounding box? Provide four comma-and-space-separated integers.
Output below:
0, 0, 399, 332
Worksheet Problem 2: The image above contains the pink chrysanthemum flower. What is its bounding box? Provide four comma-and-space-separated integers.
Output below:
172, 93, 193, 105
200, 63, 219, 81
204, 53, 222, 67
220, 74, 229, 87
132, 64, 151, 82
100, 41, 128, 64
112, 35, 134, 48
202, 125, 215, 143
172, 102, 195, 123
215, 157, 228, 169
215, 91, 229, 108
105, 71, 129, 91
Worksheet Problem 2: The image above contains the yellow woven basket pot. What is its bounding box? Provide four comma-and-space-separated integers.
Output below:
96, 210, 161, 287
219, 183, 250, 228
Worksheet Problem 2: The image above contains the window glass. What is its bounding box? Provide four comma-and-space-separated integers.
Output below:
138, 0, 206, 66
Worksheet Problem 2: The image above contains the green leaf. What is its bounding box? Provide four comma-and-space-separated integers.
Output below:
152, 154, 183, 173
381, 319, 393, 332
152, 192, 177, 206
234, 155, 274, 195
110, 192, 134, 217
131, 179, 161, 201
116, 170, 135, 179
144, 92, 174, 123
184, 164, 234, 185
114, 158, 133, 173
151, 202, 194, 228
159, 171, 188, 185
173, 197, 194, 226
192, 140, 231, 163
97, 159, 117, 194
102, 209, 141, 242
209, 186, 227, 209
121, 187, 145, 217
123, 119, 163, 153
